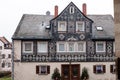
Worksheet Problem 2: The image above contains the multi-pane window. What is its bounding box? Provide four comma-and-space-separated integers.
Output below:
96, 42, 105, 52
36, 65, 50, 75
57, 42, 86, 52
76, 22, 84, 32
78, 42, 85, 52
37, 42, 47, 53
58, 21, 66, 31
23, 42, 33, 53
8, 63, 11, 67
93, 65, 106, 74
110, 65, 116, 73
68, 43, 74, 51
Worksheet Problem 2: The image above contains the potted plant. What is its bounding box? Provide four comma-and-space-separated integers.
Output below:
81, 67, 89, 80
52, 68, 61, 80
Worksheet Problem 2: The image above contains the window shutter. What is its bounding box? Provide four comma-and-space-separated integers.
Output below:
93, 65, 96, 73
36, 65, 39, 74
47, 66, 50, 74
110, 65, 113, 73
103, 65, 106, 73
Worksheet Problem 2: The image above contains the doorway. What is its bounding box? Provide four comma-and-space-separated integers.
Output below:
61, 64, 80, 80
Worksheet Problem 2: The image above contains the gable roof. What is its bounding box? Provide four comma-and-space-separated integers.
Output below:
87, 15, 114, 40
51, 2, 93, 22
12, 14, 54, 39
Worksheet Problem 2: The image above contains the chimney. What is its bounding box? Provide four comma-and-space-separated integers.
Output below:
54, 5, 58, 17
82, 3, 87, 15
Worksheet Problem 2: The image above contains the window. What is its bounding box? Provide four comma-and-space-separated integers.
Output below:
110, 65, 116, 73
37, 42, 48, 53
93, 65, 106, 74
96, 42, 105, 52
96, 26, 103, 31
23, 42, 33, 53
57, 43, 66, 52
68, 43, 74, 51
0, 46, 2, 50
2, 54, 5, 59
2, 62, 5, 68
57, 42, 86, 52
70, 6, 74, 14
36, 65, 50, 75
58, 21, 66, 31
8, 54, 11, 58
76, 22, 84, 32
8, 63, 11, 67
78, 42, 86, 52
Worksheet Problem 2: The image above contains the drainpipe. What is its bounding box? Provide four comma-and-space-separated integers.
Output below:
11, 40, 14, 80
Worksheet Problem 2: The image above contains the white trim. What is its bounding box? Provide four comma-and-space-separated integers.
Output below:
37, 42, 48, 53
58, 21, 67, 31
23, 41, 33, 53
96, 41, 106, 52
76, 21, 85, 32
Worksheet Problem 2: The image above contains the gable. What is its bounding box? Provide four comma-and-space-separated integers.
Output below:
51, 2, 93, 22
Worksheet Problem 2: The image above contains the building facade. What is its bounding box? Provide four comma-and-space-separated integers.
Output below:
114, 0, 120, 79
12, 2, 115, 80
0, 37, 12, 71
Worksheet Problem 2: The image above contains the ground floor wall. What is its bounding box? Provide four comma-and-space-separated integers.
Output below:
13, 62, 116, 80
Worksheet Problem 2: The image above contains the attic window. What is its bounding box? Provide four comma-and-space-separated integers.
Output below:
96, 26, 103, 31
70, 6, 74, 14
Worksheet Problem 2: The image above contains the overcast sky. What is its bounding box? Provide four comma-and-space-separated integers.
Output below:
0, 0, 114, 42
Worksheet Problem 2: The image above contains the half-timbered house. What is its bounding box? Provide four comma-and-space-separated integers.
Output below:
12, 2, 115, 80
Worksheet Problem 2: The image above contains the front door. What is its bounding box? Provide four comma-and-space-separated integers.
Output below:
62, 64, 80, 80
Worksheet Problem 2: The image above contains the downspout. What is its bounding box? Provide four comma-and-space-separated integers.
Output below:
11, 39, 14, 80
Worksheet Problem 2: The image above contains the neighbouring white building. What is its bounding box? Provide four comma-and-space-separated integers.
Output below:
12, 2, 116, 80
0, 37, 12, 71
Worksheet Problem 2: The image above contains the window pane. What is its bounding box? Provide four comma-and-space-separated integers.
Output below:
78, 43, 84, 51
38, 43, 47, 52
40, 66, 47, 74
97, 43, 104, 51
76, 22, 84, 31
58, 22, 66, 31
25, 43, 32, 51
69, 43, 74, 51
96, 65, 103, 73
59, 44, 65, 51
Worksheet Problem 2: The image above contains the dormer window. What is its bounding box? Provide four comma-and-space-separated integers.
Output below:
76, 21, 84, 32
70, 6, 74, 14
96, 26, 103, 31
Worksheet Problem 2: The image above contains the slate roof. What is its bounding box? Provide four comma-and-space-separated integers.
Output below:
12, 14, 114, 40
12, 14, 54, 39
87, 15, 114, 40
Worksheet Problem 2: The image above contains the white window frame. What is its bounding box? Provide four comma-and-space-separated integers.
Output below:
69, 6, 74, 14
77, 42, 86, 52
23, 41, 33, 53
113, 42, 115, 52
96, 42, 106, 52
58, 21, 67, 31
57, 42, 66, 52
37, 42, 48, 53
76, 21, 85, 32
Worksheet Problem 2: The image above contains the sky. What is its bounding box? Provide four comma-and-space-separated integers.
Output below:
0, 0, 114, 42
